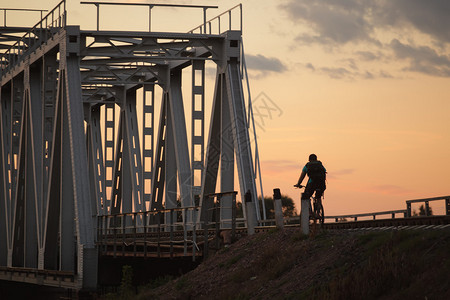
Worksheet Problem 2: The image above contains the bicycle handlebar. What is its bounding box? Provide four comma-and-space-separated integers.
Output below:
294, 184, 305, 189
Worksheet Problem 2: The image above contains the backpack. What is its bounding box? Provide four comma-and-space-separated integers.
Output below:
306, 161, 326, 189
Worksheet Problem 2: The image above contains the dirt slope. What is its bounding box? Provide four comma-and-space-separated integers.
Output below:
138, 226, 450, 300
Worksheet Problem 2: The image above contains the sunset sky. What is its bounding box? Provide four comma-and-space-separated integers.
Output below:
3, 0, 449, 216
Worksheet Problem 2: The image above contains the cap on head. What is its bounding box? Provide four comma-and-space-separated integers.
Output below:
309, 154, 317, 161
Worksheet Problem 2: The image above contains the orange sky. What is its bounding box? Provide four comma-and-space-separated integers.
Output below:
5, 0, 449, 216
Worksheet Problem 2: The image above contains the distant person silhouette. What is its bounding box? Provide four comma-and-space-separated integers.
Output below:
294, 154, 327, 201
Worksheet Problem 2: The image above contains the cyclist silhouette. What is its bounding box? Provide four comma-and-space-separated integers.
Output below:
294, 154, 326, 201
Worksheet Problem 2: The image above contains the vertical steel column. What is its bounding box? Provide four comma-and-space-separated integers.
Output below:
10, 75, 24, 228
111, 115, 123, 215
8, 75, 24, 267
40, 53, 58, 265
43, 66, 64, 270
191, 60, 205, 201
87, 105, 106, 216
60, 70, 75, 271
24, 64, 42, 268
150, 94, 166, 212
104, 102, 115, 214
220, 73, 234, 229
165, 91, 178, 224
0, 85, 12, 266
11, 85, 28, 267
225, 58, 260, 219
142, 85, 154, 209
124, 89, 144, 213
64, 51, 97, 288
198, 72, 222, 222
0, 86, 5, 266
168, 70, 193, 221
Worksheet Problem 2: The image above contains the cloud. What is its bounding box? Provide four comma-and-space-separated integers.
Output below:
279, 0, 450, 78
327, 168, 356, 180
279, 0, 373, 45
280, 0, 450, 45
390, 39, 450, 77
304, 63, 386, 80
374, 0, 450, 44
261, 160, 300, 176
245, 54, 287, 73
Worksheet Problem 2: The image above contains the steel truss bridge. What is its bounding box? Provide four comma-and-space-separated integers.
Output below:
0, 1, 266, 290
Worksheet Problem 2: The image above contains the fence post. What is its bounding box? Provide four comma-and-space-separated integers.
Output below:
245, 190, 256, 235
406, 202, 412, 217
273, 188, 284, 229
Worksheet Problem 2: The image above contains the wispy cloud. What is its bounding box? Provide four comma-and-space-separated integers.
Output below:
261, 160, 300, 176
245, 54, 287, 78
327, 169, 356, 180
368, 184, 411, 196
390, 39, 450, 77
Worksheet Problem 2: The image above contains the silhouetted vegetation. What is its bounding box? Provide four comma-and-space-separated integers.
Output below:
259, 194, 297, 218
413, 204, 433, 216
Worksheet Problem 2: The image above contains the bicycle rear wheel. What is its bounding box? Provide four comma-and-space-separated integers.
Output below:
314, 199, 325, 225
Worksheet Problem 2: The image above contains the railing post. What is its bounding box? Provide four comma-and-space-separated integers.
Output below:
169, 209, 174, 258
425, 201, 430, 216
244, 191, 256, 235
183, 208, 188, 257
157, 211, 161, 257
113, 215, 117, 258
97, 216, 102, 254
122, 215, 126, 256
133, 213, 137, 256
300, 198, 309, 235
446, 198, 450, 216
143, 212, 147, 258
231, 193, 236, 242
273, 188, 284, 229
407, 202, 412, 217
203, 211, 209, 259
192, 208, 197, 262
215, 197, 220, 250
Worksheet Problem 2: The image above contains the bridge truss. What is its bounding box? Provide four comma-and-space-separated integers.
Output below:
0, 1, 264, 290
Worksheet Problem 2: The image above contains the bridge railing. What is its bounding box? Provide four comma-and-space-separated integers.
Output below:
0, 0, 66, 76
325, 210, 408, 223
97, 206, 201, 259
97, 191, 243, 258
261, 209, 407, 225
405, 195, 450, 217
187, 4, 242, 35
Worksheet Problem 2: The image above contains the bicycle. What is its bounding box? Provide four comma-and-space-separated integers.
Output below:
294, 184, 325, 225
